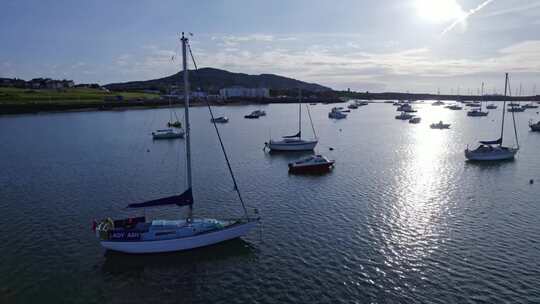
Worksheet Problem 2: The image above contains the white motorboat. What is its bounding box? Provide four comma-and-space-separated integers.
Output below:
288, 155, 335, 173
409, 117, 421, 124
266, 89, 318, 151
96, 33, 258, 254
397, 104, 416, 112
508, 106, 525, 112
448, 104, 463, 110
253, 109, 266, 116
328, 107, 347, 119
522, 102, 539, 109
211, 116, 229, 123
355, 100, 369, 106
395, 112, 414, 120
529, 120, 540, 132
465, 73, 519, 161
152, 128, 185, 139
244, 110, 266, 119
467, 109, 488, 117
430, 121, 450, 129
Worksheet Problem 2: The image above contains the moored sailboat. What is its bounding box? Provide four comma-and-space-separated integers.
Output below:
95, 33, 259, 254
155, 87, 185, 139
465, 73, 519, 161
152, 128, 184, 139
265, 89, 318, 151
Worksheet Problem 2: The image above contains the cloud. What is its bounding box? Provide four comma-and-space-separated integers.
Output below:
109, 47, 178, 82
212, 34, 297, 47
82, 36, 540, 91
194, 38, 540, 91
0, 61, 14, 77
480, 2, 540, 18
70, 61, 86, 69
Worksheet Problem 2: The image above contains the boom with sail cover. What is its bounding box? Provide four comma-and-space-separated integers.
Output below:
127, 188, 193, 208
479, 138, 502, 145
283, 131, 301, 138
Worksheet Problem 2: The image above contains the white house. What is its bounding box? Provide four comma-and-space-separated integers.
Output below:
219, 86, 269, 99
191, 91, 208, 98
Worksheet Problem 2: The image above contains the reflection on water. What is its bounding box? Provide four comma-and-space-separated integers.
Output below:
378, 119, 453, 276
102, 239, 256, 276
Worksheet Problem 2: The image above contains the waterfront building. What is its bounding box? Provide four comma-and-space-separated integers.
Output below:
219, 86, 269, 99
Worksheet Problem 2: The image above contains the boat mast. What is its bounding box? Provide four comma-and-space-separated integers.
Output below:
298, 88, 302, 139
511, 77, 520, 150
181, 32, 193, 220
500, 73, 508, 146
481, 82, 484, 111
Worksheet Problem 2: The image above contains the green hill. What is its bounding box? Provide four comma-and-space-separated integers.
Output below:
104, 67, 331, 93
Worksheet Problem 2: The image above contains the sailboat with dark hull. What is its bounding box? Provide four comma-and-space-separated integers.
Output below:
465, 73, 519, 161
95, 33, 259, 254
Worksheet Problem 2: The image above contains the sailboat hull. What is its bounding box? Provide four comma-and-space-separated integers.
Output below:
267, 139, 318, 151
152, 130, 185, 139
100, 220, 258, 254
464, 147, 518, 161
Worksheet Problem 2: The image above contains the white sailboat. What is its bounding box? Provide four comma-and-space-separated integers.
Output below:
153, 87, 185, 139
465, 73, 519, 161
95, 33, 259, 254
265, 89, 318, 151
467, 82, 489, 117
152, 128, 184, 139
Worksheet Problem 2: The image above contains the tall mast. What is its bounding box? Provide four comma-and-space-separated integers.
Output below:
500, 73, 508, 145
181, 33, 193, 219
481, 82, 484, 111
298, 88, 302, 139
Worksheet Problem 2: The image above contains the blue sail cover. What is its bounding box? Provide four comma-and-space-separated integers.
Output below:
283, 131, 301, 138
479, 138, 502, 145
127, 188, 193, 208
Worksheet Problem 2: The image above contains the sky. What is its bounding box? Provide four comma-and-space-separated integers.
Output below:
1, 0, 540, 94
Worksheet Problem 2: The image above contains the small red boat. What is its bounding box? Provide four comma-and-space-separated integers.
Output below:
288, 155, 335, 173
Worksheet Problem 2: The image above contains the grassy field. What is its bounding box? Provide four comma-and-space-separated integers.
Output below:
0, 87, 160, 104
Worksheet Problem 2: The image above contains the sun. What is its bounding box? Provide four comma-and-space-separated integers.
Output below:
415, 0, 466, 23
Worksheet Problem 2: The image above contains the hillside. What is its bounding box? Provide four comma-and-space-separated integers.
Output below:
0, 87, 159, 104
104, 67, 331, 93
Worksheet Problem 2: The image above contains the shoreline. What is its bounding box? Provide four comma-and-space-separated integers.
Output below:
0, 97, 344, 115
2, 94, 539, 115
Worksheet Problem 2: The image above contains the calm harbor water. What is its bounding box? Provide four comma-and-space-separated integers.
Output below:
1, 102, 540, 303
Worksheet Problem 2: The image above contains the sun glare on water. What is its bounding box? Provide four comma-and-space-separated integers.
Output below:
415, 0, 466, 23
